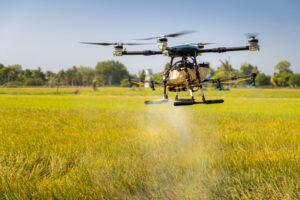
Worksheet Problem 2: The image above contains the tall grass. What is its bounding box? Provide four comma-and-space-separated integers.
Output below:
0, 88, 299, 199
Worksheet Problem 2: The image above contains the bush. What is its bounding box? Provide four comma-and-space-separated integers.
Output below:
288, 73, 300, 87
153, 73, 163, 83
272, 72, 292, 87
24, 78, 45, 86
5, 81, 23, 88
120, 78, 130, 87
256, 73, 271, 86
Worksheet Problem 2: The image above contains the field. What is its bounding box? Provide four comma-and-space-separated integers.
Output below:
0, 87, 299, 199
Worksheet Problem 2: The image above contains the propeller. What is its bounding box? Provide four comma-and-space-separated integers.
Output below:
245, 33, 260, 51
80, 42, 154, 46
135, 30, 197, 40
189, 42, 215, 46
245, 33, 259, 39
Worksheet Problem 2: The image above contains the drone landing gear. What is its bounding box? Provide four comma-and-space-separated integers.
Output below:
173, 86, 224, 106
144, 99, 173, 104
173, 98, 224, 106
173, 83, 224, 106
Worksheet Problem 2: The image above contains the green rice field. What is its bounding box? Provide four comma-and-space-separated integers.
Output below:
0, 87, 299, 199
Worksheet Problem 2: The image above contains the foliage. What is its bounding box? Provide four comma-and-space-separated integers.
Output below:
256, 73, 271, 86
152, 72, 163, 83
138, 69, 145, 81
213, 58, 239, 79
272, 72, 293, 87
120, 78, 130, 87
95, 60, 129, 86
0, 59, 298, 88
274, 60, 292, 73
240, 62, 258, 75
24, 78, 45, 86
78, 66, 95, 86
0, 61, 132, 87
288, 73, 300, 87
5, 81, 23, 87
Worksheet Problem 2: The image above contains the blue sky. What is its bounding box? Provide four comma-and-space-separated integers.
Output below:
0, 0, 299, 75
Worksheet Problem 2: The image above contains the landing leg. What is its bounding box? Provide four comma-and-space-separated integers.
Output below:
183, 57, 194, 101
192, 55, 206, 103
200, 85, 206, 102
144, 57, 174, 105
163, 57, 174, 100
163, 79, 168, 99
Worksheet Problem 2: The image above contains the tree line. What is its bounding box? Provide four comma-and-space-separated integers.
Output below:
0, 59, 299, 88
0, 61, 131, 88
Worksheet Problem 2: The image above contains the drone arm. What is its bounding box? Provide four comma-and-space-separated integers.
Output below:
198, 46, 249, 53
122, 50, 163, 56
201, 73, 257, 87
129, 78, 161, 85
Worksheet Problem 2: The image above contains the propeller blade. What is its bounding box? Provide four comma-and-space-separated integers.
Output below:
80, 42, 115, 46
123, 43, 155, 45
80, 42, 154, 46
245, 33, 260, 38
135, 30, 197, 40
190, 42, 215, 45
135, 36, 158, 40
165, 30, 197, 38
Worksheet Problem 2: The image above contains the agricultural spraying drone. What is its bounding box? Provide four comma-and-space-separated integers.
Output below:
81, 31, 259, 106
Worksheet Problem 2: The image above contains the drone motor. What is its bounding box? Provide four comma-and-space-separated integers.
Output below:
113, 43, 124, 56
157, 37, 168, 51
246, 33, 260, 51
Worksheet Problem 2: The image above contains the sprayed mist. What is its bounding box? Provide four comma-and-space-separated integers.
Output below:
135, 103, 216, 199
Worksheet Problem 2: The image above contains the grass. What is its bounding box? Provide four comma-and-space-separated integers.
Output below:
0, 87, 299, 199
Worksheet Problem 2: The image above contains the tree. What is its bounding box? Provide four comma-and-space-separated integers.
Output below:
274, 60, 292, 73
272, 71, 293, 87
65, 66, 81, 86
0, 67, 10, 84
78, 66, 95, 86
138, 70, 145, 80
120, 78, 130, 87
213, 58, 239, 79
32, 67, 45, 80
24, 78, 45, 86
24, 69, 32, 79
4, 65, 22, 83
240, 62, 258, 75
8, 70, 16, 82
45, 70, 55, 80
272, 60, 293, 87
56, 70, 66, 86
95, 60, 129, 86
152, 73, 163, 83
256, 73, 271, 86
288, 73, 300, 87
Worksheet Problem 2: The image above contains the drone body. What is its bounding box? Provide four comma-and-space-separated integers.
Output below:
82, 31, 259, 106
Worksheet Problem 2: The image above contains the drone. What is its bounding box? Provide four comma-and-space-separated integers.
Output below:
81, 31, 259, 106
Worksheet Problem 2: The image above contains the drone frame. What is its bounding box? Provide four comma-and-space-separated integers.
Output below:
82, 31, 259, 106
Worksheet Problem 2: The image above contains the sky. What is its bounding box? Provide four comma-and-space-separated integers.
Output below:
0, 0, 299, 75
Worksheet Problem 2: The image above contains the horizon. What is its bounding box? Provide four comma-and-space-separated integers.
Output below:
1, 0, 299, 75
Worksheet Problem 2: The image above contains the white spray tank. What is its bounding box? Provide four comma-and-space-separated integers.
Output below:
144, 69, 153, 88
